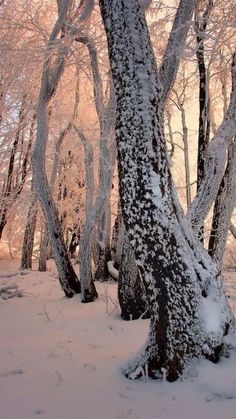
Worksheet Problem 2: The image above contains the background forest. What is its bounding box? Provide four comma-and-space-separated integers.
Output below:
0, 0, 235, 269
0, 0, 236, 417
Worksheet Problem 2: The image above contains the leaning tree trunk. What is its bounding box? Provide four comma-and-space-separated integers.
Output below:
20, 187, 38, 270
118, 231, 149, 321
31, 1, 81, 298
99, 0, 235, 381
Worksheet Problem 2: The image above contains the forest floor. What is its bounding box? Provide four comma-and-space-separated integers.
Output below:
0, 259, 236, 419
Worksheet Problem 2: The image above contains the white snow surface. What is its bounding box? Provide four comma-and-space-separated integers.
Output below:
1, 260, 236, 419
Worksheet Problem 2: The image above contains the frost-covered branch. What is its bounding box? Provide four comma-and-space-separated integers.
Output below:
75, 34, 105, 120
73, 124, 95, 214
159, 0, 197, 103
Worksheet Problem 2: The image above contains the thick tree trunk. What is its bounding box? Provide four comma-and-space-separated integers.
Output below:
99, 0, 235, 381
118, 232, 149, 320
20, 188, 38, 270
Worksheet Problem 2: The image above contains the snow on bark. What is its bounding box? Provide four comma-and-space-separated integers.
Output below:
99, 0, 235, 381
107, 260, 119, 280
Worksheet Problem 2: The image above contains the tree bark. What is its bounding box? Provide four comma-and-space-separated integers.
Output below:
20, 186, 38, 270
94, 204, 112, 281
208, 139, 236, 264
118, 231, 149, 321
194, 0, 213, 242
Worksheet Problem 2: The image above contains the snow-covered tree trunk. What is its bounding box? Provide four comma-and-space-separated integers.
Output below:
38, 121, 73, 271
78, 124, 114, 300
31, 0, 81, 297
74, 35, 116, 301
99, 0, 235, 381
20, 185, 38, 270
73, 125, 98, 301
208, 139, 236, 264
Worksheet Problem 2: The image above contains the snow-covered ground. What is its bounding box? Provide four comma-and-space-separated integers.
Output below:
0, 259, 236, 419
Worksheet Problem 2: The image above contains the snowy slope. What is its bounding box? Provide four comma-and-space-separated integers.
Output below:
0, 260, 236, 419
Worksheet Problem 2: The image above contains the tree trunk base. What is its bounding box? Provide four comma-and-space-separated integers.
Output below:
122, 329, 234, 382
81, 280, 98, 303
59, 270, 81, 298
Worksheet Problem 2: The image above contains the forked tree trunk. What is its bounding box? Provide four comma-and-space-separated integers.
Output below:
99, 0, 235, 381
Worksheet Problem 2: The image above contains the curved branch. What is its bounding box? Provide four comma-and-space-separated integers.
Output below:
158, 0, 197, 103
75, 34, 105, 119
